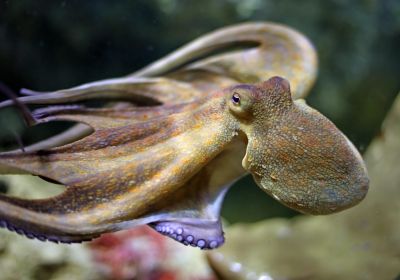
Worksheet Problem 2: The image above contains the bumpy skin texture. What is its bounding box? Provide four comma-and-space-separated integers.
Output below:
0, 22, 368, 249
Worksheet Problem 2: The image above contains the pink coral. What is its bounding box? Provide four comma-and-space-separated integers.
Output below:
89, 226, 215, 280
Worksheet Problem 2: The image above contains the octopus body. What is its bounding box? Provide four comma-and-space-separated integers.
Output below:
0, 22, 368, 249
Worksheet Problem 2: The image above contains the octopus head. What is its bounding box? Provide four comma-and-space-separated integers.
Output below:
227, 76, 369, 214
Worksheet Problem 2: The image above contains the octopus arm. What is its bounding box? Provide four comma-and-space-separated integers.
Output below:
0, 98, 236, 244
0, 76, 202, 109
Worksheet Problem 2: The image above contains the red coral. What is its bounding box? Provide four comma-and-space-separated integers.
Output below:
89, 226, 175, 280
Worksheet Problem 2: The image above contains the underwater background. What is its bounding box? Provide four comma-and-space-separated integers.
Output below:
1, 0, 399, 222
0, 1, 399, 279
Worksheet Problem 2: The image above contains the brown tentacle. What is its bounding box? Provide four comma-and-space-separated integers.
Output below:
0, 77, 202, 109
30, 100, 201, 129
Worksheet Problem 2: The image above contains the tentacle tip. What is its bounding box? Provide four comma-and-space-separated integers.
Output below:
10, 130, 26, 153
20, 88, 38, 96
32, 104, 85, 119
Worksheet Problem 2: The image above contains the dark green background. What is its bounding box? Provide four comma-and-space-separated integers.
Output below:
0, 0, 399, 222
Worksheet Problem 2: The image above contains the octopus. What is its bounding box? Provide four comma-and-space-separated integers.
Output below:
0, 22, 369, 249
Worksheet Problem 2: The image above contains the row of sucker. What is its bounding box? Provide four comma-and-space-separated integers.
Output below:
0, 219, 95, 244
153, 223, 224, 250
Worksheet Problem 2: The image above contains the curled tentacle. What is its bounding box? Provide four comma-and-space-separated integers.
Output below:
133, 22, 317, 99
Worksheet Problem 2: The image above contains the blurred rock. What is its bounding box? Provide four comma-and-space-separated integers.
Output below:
207, 94, 400, 279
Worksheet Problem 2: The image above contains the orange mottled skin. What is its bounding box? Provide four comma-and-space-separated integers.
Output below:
0, 23, 368, 248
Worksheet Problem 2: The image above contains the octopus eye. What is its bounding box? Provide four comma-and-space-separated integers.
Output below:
232, 92, 241, 105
